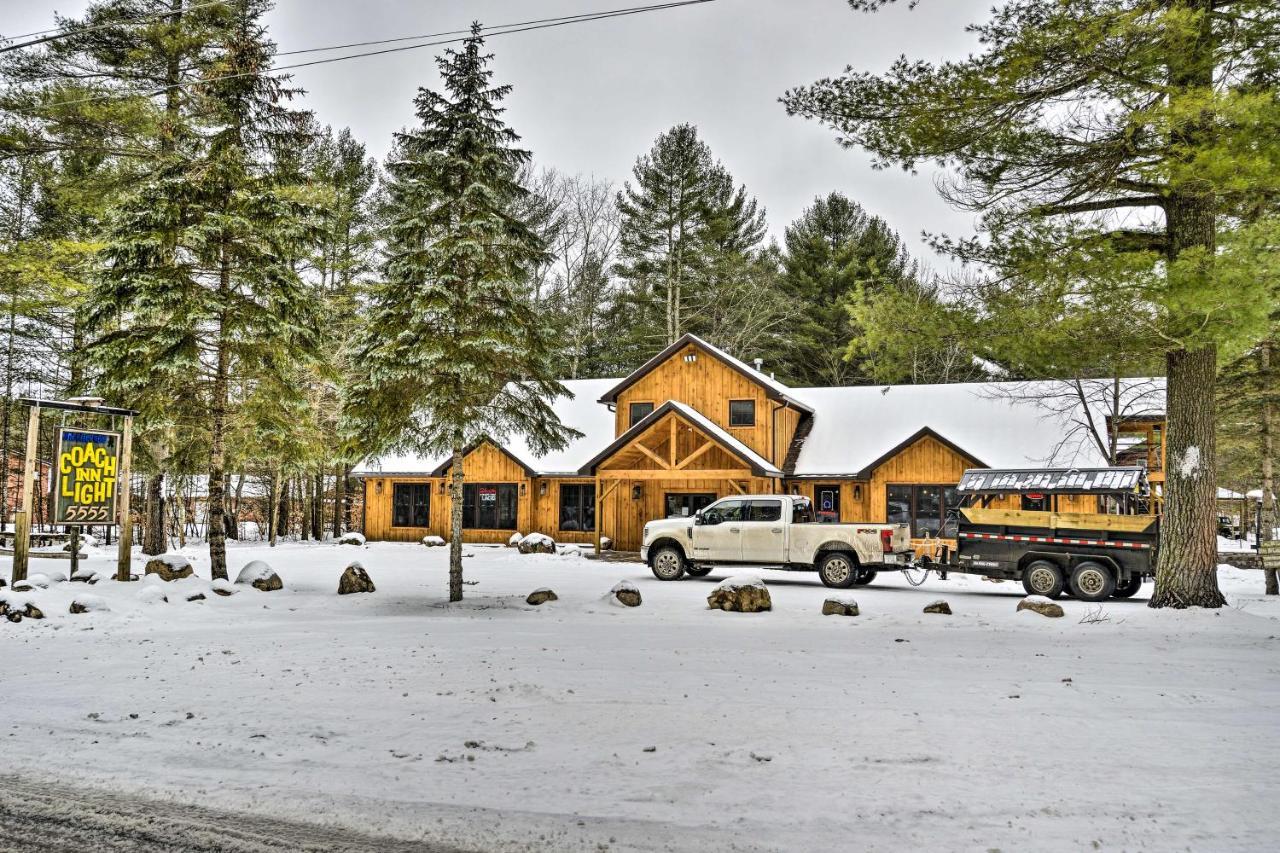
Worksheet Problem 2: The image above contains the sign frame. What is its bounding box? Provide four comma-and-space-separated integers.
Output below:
52, 425, 122, 526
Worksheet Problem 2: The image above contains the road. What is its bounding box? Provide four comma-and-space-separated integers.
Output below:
0, 775, 467, 852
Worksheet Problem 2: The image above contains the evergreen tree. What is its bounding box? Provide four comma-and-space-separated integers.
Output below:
348, 25, 577, 602
784, 0, 1280, 608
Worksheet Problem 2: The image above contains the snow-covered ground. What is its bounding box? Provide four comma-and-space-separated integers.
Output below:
3, 540, 1279, 852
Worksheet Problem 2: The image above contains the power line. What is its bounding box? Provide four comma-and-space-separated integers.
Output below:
0, 1, 231, 55
31, 0, 717, 111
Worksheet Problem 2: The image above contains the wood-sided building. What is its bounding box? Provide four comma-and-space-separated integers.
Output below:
355, 334, 1165, 551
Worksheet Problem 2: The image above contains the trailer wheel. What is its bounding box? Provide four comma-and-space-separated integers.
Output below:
1069, 561, 1115, 602
1113, 573, 1143, 599
650, 545, 686, 581
1021, 560, 1065, 599
851, 569, 878, 586
818, 552, 858, 588
684, 565, 713, 578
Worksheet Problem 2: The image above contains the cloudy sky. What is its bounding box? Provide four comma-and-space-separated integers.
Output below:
7, 0, 991, 264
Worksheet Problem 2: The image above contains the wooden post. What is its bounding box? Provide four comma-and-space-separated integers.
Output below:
116, 414, 134, 581
11, 404, 40, 585
594, 475, 602, 556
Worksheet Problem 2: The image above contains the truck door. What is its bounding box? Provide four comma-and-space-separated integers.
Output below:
740, 498, 787, 564
692, 498, 747, 562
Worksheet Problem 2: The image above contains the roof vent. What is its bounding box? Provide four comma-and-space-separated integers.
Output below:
753, 358, 764, 372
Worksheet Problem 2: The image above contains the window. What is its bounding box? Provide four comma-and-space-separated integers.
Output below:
629, 402, 654, 428
886, 485, 964, 537
1021, 493, 1049, 512
392, 483, 430, 527
462, 483, 518, 529
792, 497, 815, 524
559, 483, 596, 532
665, 492, 716, 518
703, 499, 746, 524
815, 485, 841, 522
746, 499, 782, 522
728, 399, 756, 427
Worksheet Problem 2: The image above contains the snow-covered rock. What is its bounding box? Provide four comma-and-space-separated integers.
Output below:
18, 573, 53, 590
70, 595, 109, 615
822, 596, 859, 617
608, 580, 641, 608
136, 585, 168, 605
422, 535, 446, 547
338, 562, 376, 595
145, 554, 193, 582
210, 578, 237, 597
517, 533, 556, 555
43, 569, 69, 583
707, 575, 771, 613
526, 588, 558, 606
923, 600, 952, 615
71, 566, 97, 583
235, 560, 282, 592
1016, 595, 1064, 618
338, 531, 365, 546
507, 532, 523, 547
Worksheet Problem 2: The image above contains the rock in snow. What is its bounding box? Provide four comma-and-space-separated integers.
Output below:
1016, 596, 1065, 618
338, 531, 366, 546
338, 562, 376, 595
70, 595, 109, 615
518, 533, 557, 555
144, 554, 193, 582
422, 535, 446, 547
707, 575, 771, 613
923, 600, 952, 615
210, 578, 237, 597
822, 597, 860, 617
609, 580, 642, 608
526, 588, 558, 606
507, 532, 523, 547
235, 560, 283, 592
136, 586, 168, 605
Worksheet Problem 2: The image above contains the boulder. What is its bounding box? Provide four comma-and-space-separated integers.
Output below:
526, 588, 558, 606
707, 575, 771, 613
338, 562, 376, 595
6, 611, 20, 623
822, 597, 860, 617
599, 537, 613, 551
422, 535, 446, 547
11, 581, 35, 592
235, 560, 282, 592
136, 586, 168, 605
71, 566, 97, 583
22, 603, 44, 620
43, 569, 69, 584
507, 532, 523, 548
185, 592, 206, 603
923, 600, 952, 615
517, 533, 557, 555
338, 531, 366, 546
609, 580, 642, 608
70, 595, 108, 615
144, 554, 193, 582
1016, 596, 1065, 618
210, 578, 237, 597
19, 574, 51, 589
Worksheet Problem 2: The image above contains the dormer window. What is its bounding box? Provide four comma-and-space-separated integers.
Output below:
729, 399, 755, 427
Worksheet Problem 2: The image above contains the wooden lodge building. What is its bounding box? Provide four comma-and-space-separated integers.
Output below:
355, 334, 1166, 552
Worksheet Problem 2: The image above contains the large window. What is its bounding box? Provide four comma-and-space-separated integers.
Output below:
665, 492, 716, 518
462, 483, 518, 530
559, 483, 596, 532
728, 399, 756, 427
629, 401, 655, 427
392, 483, 430, 527
886, 484, 962, 537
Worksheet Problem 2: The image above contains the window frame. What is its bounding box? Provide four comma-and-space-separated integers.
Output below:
391, 482, 431, 528
664, 492, 717, 519
728, 399, 756, 428
461, 482, 519, 530
814, 484, 842, 522
558, 483, 596, 532
628, 401, 655, 428
885, 484, 963, 538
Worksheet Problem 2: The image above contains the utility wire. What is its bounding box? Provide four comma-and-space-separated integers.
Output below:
0, 1, 231, 54
31, 0, 717, 111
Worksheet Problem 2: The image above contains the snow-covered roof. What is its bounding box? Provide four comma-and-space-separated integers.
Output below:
787, 379, 1166, 477
353, 378, 621, 478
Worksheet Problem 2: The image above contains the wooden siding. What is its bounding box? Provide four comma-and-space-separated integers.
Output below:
869, 435, 978, 519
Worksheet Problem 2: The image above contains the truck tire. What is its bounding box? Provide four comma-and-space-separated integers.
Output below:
1069, 561, 1115, 602
650, 545, 686, 581
1021, 560, 1065, 599
817, 552, 858, 589
1113, 573, 1143, 599
852, 568, 878, 586
685, 565, 713, 578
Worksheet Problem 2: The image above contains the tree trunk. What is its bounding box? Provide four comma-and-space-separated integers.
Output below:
332, 462, 344, 538
268, 470, 279, 547
207, 310, 230, 582
1261, 340, 1277, 595
300, 475, 310, 542
448, 438, 465, 602
1150, 345, 1225, 608
143, 473, 166, 555
312, 469, 323, 540
342, 463, 353, 531
276, 475, 289, 541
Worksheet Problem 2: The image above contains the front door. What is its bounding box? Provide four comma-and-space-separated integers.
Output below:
739, 498, 787, 564
692, 498, 746, 562
816, 485, 841, 523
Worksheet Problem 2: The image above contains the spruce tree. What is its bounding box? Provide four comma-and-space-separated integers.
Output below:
348, 25, 577, 602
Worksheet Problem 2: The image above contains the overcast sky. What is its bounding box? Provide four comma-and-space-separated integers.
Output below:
7, 0, 991, 264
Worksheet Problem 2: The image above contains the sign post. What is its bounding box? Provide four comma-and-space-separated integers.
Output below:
116, 415, 133, 581
11, 404, 41, 584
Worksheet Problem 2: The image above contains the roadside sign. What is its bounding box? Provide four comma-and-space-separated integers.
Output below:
53, 427, 121, 525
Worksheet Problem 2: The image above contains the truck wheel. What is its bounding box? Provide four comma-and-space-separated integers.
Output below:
1069, 561, 1115, 602
851, 569, 878, 586
818, 552, 858, 588
685, 565, 713, 578
1021, 560, 1065, 599
1113, 573, 1143, 599
650, 545, 686, 581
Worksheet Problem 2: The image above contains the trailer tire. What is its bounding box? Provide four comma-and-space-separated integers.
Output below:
650, 545, 686, 581
1021, 560, 1065, 599
684, 565, 713, 578
817, 552, 858, 588
851, 569, 878, 586
1113, 573, 1143, 599
1069, 561, 1115, 602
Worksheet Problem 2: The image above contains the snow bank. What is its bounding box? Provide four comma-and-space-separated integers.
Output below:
136, 586, 167, 605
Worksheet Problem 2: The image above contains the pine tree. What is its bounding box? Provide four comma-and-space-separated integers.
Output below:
348, 25, 577, 602
784, 0, 1280, 608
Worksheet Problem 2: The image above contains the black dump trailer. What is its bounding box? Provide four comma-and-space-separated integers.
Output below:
922, 467, 1157, 602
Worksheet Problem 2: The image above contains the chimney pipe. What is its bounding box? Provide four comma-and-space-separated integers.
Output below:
753, 358, 764, 372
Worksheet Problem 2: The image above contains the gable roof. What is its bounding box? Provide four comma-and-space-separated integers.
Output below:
596, 333, 814, 414
578, 400, 783, 477
428, 438, 535, 477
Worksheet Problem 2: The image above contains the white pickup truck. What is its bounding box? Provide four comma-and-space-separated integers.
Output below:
640, 494, 913, 588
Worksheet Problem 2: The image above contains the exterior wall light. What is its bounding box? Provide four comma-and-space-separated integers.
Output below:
539, 481, 548, 497
632, 484, 643, 500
